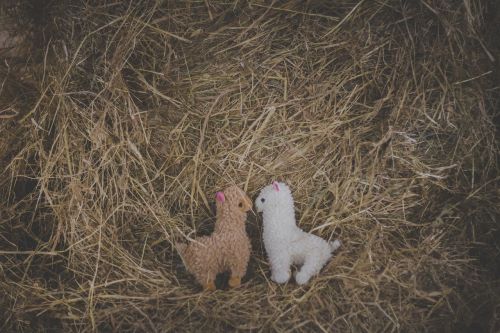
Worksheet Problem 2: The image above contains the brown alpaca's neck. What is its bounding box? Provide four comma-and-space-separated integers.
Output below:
214, 207, 246, 233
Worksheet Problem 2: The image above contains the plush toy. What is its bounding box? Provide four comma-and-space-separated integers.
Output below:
255, 181, 341, 285
176, 185, 253, 291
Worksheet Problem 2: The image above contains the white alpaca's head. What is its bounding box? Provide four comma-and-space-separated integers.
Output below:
255, 181, 294, 214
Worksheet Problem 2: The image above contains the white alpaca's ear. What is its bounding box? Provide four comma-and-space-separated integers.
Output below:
272, 181, 280, 192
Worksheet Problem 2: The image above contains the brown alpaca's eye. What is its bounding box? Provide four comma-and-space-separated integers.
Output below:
261, 198, 265, 203
238, 202, 243, 208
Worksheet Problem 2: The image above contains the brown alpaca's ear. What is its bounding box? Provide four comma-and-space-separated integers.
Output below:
216, 191, 225, 203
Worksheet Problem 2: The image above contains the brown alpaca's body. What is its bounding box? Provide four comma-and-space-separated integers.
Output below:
177, 185, 252, 290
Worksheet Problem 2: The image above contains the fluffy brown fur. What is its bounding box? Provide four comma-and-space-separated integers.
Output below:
176, 185, 252, 291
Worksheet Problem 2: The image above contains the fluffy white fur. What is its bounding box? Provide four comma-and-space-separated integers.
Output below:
255, 181, 341, 285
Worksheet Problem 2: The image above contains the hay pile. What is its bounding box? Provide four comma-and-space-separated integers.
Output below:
1, 1, 499, 331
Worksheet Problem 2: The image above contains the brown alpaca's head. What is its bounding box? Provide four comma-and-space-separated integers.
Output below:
215, 185, 252, 217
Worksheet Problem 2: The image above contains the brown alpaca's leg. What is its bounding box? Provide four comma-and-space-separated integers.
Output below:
198, 272, 216, 291
228, 243, 249, 288
204, 280, 216, 291
189, 241, 217, 291
228, 276, 241, 288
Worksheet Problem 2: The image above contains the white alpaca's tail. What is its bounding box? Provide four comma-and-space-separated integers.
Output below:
329, 239, 341, 252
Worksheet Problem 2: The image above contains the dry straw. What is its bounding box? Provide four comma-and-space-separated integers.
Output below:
1, 0, 499, 332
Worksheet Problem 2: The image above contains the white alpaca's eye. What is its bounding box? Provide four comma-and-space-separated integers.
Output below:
261, 198, 265, 203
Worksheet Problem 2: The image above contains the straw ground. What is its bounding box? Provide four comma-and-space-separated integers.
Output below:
1, 1, 499, 332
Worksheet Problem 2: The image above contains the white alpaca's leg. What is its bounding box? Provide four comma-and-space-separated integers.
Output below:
295, 255, 327, 285
270, 253, 292, 284
295, 243, 331, 285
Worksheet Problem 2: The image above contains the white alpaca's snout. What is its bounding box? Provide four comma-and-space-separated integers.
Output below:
255, 195, 265, 213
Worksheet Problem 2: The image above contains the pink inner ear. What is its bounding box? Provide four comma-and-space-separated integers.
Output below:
272, 181, 280, 192
216, 192, 225, 203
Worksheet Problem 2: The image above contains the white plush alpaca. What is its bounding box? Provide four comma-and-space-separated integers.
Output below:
255, 181, 341, 285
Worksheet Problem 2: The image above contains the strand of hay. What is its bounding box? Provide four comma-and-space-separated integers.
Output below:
1, 1, 499, 331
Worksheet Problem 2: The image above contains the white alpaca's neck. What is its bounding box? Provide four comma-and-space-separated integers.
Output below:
262, 205, 298, 234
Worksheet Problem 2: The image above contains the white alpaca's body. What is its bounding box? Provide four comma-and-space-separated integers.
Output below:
255, 182, 341, 285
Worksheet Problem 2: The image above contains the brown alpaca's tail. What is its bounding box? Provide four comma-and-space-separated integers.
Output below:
175, 242, 191, 271
176, 243, 187, 257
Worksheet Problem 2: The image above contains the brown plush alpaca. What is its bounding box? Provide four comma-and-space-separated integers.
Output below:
176, 185, 252, 291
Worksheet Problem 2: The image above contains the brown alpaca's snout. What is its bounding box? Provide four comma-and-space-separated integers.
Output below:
237, 194, 253, 213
